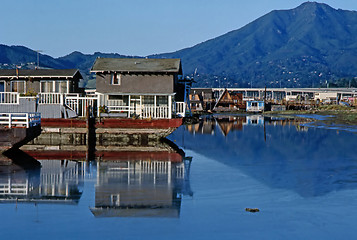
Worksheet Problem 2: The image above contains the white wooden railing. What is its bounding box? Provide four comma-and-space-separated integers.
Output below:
0, 112, 41, 128
0, 92, 19, 104
107, 105, 134, 113
142, 106, 169, 119
175, 102, 186, 117
0, 179, 29, 195
38, 93, 64, 105
65, 95, 97, 117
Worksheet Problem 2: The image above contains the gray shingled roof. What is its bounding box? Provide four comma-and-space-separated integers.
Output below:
91, 58, 182, 74
0, 69, 82, 78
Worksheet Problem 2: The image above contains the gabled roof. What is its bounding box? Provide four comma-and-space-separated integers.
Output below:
0, 69, 82, 79
91, 58, 182, 74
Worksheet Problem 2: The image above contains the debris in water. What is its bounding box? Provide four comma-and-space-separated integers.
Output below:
245, 208, 260, 213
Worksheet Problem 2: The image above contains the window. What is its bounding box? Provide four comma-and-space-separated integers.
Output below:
143, 96, 154, 105
156, 96, 168, 106
11, 81, 26, 93
111, 73, 121, 85
40, 81, 54, 93
54, 81, 67, 93
252, 102, 258, 107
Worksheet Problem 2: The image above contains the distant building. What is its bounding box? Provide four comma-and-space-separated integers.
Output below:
189, 88, 214, 112
246, 100, 265, 112
214, 89, 245, 111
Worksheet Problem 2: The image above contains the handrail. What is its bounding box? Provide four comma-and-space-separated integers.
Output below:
38, 93, 64, 105
0, 112, 41, 128
175, 102, 186, 117
0, 92, 19, 104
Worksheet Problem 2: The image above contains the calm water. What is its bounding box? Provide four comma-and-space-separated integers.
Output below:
1, 115, 357, 240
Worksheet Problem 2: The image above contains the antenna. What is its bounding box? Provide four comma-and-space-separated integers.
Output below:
35, 50, 43, 68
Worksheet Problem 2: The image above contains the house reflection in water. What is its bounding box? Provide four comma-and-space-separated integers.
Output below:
90, 148, 193, 218
187, 115, 309, 136
0, 156, 84, 204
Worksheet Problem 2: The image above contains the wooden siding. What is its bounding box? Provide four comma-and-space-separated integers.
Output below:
96, 73, 175, 94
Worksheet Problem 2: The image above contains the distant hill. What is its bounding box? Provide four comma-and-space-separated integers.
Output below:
2, 2, 357, 88
152, 2, 357, 88
0, 44, 137, 88
0, 44, 68, 69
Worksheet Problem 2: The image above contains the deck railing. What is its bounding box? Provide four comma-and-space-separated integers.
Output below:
0, 92, 19, 104
175, 102, 186, 117
107, 105, 134, 113
0, 180, 29, 195
65, 95, 98, 117
38, 93, 64, 105
142, 106, 169, 119
0, 112, 41, 128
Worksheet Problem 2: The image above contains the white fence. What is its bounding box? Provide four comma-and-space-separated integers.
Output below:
142, 106, 169, 119
1, 92, 185, 119
0, 179, 29, 195
38, 93, 64, 105
0, 92, 19, 104
175, 102, 186, 117
0, 112, 41, 128
65, 95, 97, 117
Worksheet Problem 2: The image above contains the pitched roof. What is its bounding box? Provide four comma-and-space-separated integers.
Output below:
0, 69, 82, 79
91, 58, 182, 74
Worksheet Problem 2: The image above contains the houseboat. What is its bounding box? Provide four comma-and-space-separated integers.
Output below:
91, 57, 187, 119
0, 69, 85, 118
0, 58, 190, 144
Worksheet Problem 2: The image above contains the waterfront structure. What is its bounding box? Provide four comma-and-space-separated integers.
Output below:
0, 69, 82, 94
189, 88, 215, 112
91, 58, 186, 119
0, 69, 87, 118
209, 87, 357, 102
246, 100, 265, 112
188, 87, 357, 112
213, 89, 245, 111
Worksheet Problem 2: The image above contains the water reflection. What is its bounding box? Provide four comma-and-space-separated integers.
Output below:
0, 150, 84, 204
0, 139, 193, 218
170, 115, 357, 197
90, 146, 193, 218
187, 115, 309, 136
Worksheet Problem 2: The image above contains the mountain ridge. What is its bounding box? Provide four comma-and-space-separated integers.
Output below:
2, 2, 357, 88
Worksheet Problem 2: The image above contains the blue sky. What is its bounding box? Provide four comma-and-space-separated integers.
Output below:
1, 0, 357, 57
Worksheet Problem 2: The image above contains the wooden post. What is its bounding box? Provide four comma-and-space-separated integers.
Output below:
168, 95, 172, 119
154, 96, 157, 119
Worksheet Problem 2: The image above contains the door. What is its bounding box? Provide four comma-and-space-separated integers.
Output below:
130, 95, 141, 118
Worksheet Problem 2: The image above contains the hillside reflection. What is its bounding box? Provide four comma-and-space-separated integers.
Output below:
170, 115, 357, 197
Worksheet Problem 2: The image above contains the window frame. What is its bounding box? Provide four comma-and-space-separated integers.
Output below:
11, 80, 26, 93
111, 73, 121, 85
